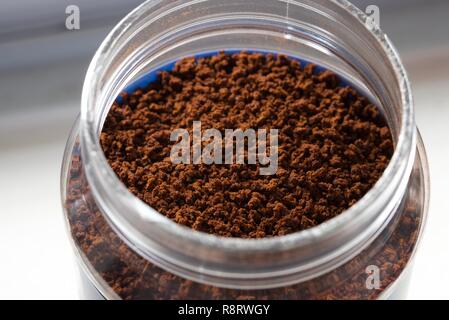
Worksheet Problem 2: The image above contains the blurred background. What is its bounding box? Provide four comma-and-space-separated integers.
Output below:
0, 0, 448, 299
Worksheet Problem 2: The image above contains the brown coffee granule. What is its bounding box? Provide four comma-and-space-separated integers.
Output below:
100, 51, 393, 238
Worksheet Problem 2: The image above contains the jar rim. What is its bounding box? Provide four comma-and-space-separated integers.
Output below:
79, 0, 417, 286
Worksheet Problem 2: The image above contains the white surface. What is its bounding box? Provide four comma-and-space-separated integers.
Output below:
0, 108, 79, 299
405, 49, 449, 299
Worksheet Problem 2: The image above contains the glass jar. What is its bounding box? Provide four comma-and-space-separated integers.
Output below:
61, 0, 430, 300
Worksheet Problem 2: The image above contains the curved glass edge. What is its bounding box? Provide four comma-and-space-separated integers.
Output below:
60, 116, 121, 300
378, 130, 430, 300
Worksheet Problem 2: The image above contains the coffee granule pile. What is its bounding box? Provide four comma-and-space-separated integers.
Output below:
100, 51, 393, 238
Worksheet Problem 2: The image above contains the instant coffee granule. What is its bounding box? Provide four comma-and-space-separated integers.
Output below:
99, 51, 393, 238
65, 52, 421, 299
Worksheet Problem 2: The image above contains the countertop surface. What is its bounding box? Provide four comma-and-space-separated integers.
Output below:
0, 1, 448, 299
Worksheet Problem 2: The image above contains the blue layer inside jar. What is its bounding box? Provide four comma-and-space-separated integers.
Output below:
116, 49, 366, 104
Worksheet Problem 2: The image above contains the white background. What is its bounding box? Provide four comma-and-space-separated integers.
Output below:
0, 0, 448, 299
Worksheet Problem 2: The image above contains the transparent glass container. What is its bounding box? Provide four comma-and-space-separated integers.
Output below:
61, 0, 430, 300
